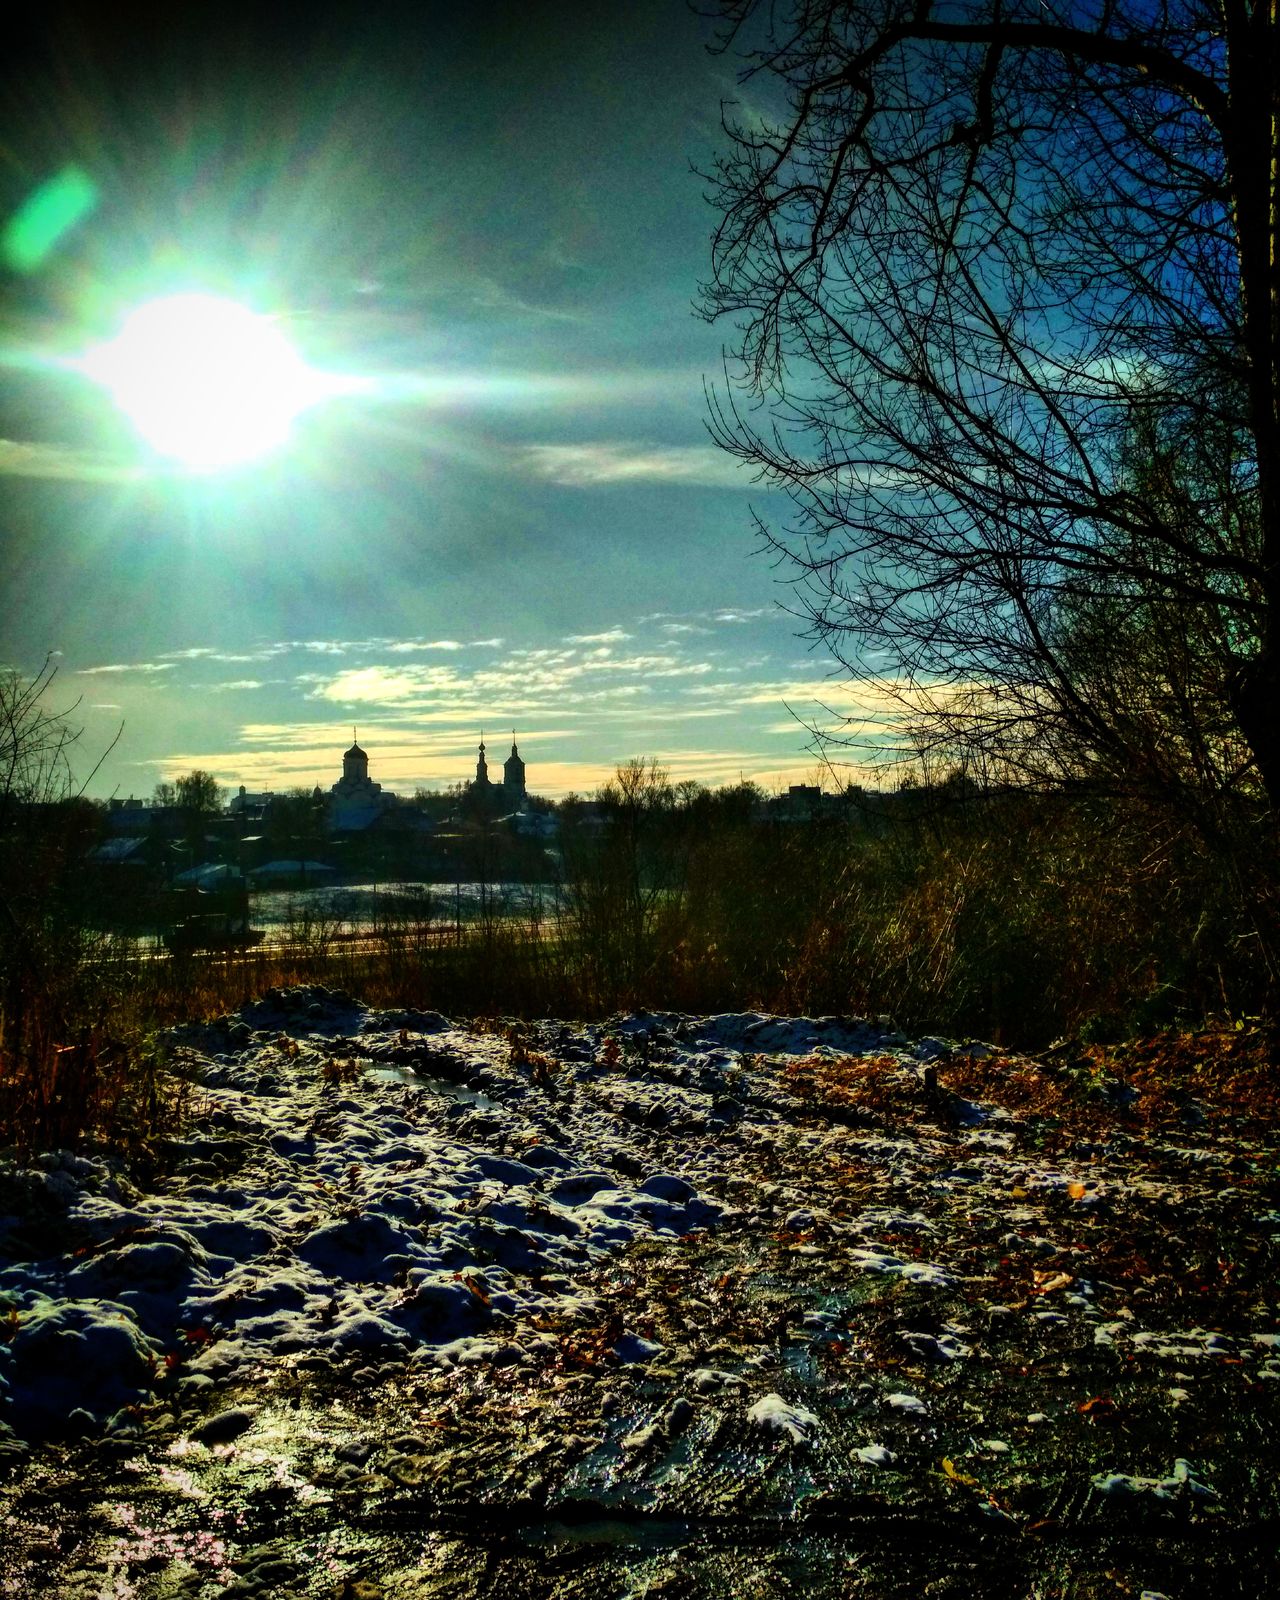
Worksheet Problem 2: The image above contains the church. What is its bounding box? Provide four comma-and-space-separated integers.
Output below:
328, 733, 394, 831
468, 735, 527, 810
323, 733, 529, 827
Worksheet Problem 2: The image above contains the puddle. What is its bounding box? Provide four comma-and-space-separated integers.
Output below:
366, 1065, 497, 1110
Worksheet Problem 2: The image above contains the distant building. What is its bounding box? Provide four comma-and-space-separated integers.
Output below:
104, 797, 160, 835
229, 786, 275, 820
765, 784, 848, 823
467, 734, 528, 811
329, 733, 396, 832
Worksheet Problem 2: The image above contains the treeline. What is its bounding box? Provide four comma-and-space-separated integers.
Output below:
550, 760, 1275, 1044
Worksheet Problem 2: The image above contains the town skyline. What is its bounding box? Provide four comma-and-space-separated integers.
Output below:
66, 607, 871, 803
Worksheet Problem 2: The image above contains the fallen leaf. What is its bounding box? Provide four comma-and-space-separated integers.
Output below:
942, 1456, 980, 1489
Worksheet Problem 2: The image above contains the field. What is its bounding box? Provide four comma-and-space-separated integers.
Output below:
1, 989, 1276, 1598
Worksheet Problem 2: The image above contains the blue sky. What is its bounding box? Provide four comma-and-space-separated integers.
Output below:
0, 1, 878, 798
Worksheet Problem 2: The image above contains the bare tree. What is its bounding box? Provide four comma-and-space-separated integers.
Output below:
0, 660, 118, 1035
701, 0, 1277, 816
0, 656, 84, 819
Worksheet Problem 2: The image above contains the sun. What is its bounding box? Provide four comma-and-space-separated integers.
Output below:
81, 292, 334, 471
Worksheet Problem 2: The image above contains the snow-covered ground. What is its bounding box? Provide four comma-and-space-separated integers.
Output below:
0, 993, 900, 1441
1, 986, 1276, 1598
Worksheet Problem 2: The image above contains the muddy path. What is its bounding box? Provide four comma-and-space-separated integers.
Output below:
2, 996, 1277, 1597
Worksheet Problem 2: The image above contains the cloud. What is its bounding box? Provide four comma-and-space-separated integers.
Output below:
519, 443, 756, 489
641, 607, 772, 626
207, 679, 267, 692
316, 667, 425, 704
160, 645, 288, 663
152, 636, 510, 672
382, 639, 465, 653
303, 642, 730, 718
466, 277, 589, 326
565, 628, 632, 645
78, 661, 175, 676
156, 722, 578, 794
0, 438, 149, 484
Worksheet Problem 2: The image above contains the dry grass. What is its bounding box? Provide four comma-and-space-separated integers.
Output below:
775, 1022, 1278, 1154
0, 1010, 193, 1164
3, 788, 1275, 1163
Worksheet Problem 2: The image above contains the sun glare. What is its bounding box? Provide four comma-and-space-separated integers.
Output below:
81, 292, 334, 470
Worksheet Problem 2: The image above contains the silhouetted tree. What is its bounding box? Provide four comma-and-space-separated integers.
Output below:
174, 770, 223, 816
702, 0, 1278, 816
1, 657, 85, 823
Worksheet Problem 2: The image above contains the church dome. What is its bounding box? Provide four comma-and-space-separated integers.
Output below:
345, 741, 367, 760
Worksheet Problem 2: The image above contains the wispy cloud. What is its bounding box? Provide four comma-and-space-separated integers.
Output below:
79, 616, 883, 800
156, 637, 508, 666
78, 661, 175, 676
0, 438, 149, 484
305, 641, 730, 720
382, 639, 465, 653
520, 442, 756, 489
159, 645, 289, 664
565, 628, 632, 645
641, 607, 771, 626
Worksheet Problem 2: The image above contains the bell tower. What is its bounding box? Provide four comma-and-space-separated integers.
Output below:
503, 734, 527, 804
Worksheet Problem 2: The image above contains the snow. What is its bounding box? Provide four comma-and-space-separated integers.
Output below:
1091, 1458, 1216, 1502
747, 1393, 820, 1443
0, 999, 906, 1441
900, 1330, 970, 1361
2, 988, 1277, 1491
886, 1392, 927, 1414
614, 1335, 666, 1364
